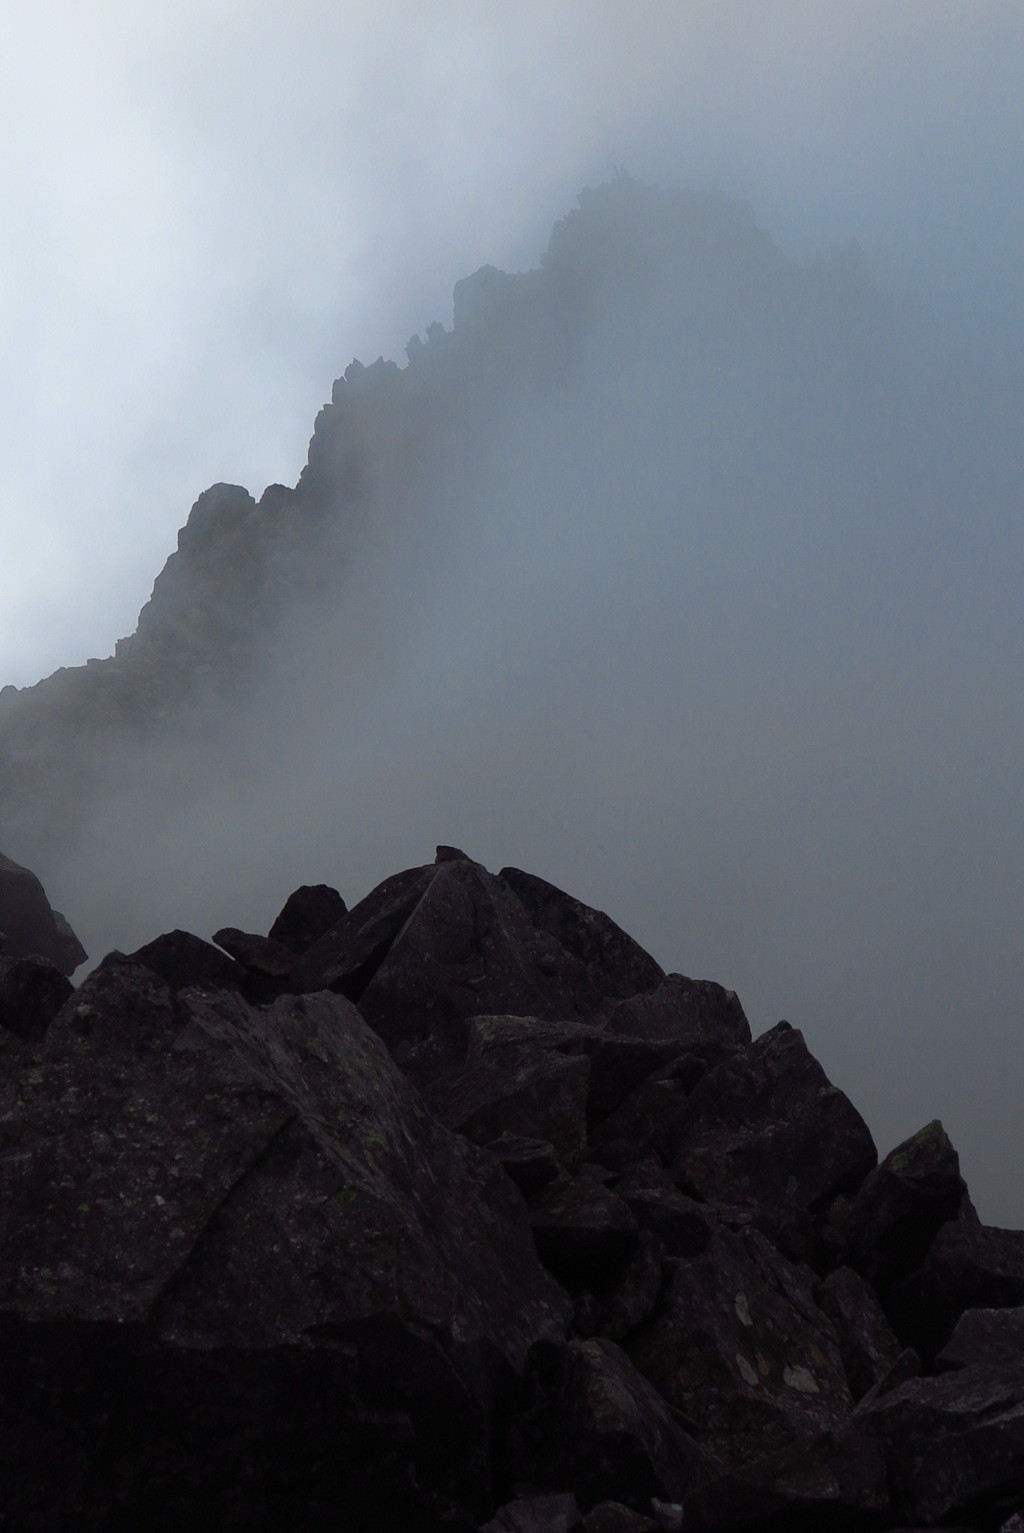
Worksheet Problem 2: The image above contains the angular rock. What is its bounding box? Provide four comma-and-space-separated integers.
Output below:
424, 1042, 590, 1171
0, 958, 571, 1522
618, 1185, 715, 1259
0, 850, 86, 974
291, 861, 437, 997
686, 1426, 890, 1531
436, 844, 474, 863
938, 1305, 1024, 1372
816, 1266, 904, 1401
353, 860, 602, 1076
132, 928, 246, 992
464, 1012, 682, 1123
893, 1221, 1024, 1358
845, 1118, 976, 1296
212, 926, 298, 978
530, 1175, 639, 1290
267, 881, 347, 953
856, 1364, 1024, 1527
0, 954, 73, 1043
588, 1072, 692, 1170
582, 1505, 660, 1533
542, 1338, 711, 1511
481, 1494, 583, 1532
627, 1227, 853, 1471
601, 973, 750, 1052
499, 866, 665, 1000
587, 1230, 667, 1344
672, 1022, 876, 1213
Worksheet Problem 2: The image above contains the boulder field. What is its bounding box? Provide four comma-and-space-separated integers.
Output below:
1, 847, 1023, 1531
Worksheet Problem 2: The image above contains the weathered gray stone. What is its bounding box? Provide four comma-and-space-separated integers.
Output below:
627, 1227, 852, 1470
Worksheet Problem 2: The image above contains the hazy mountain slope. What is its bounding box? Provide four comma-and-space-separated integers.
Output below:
2, 178, 1022, 1221
0, 178, 890, 865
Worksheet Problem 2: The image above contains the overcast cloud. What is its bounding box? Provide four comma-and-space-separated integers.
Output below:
2, 3, 1024, 1220
3, 1, 1022, 683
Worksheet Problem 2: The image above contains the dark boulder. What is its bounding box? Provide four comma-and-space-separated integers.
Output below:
424, 1040, 591, 1171
481, 1494, 583, 1532
0, 954, 73, 1043
498, 866, 665, 1000
588, 1070, 692, 1170
212, 926, 297, 977
0, 850, 86, 974
892, 1221, 1024, 1359
267, 881, 348, 953
132, 928, 246, 991
581, 1505, 660, 1532
600, 973, 750, 1052
672, 1022, 877, 1214
0, 957, 571, 1524
580, 1230, 667, 1344
816, 1266, 905, 1401
617, 1184, 716, 1259
291, 861, 436, 997
462, 1012, 683, 1123
686, 1426, 890, 1532
938, 1305, 1024, 1372
855, 1364, 1024, 1527
353, 860, 603, 1076
627, 1227, 852, 1471
844, 1118, 976, 1296
540, 1338, 712, 1511
530, 1174, 640, 1291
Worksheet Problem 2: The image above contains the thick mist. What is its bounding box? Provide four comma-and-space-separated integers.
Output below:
38, 183, 1024, 1226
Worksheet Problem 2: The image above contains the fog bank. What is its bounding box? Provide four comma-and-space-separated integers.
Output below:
16, 180, 1022, 1224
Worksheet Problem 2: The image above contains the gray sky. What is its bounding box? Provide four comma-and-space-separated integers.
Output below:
3, 3, 1024, 1219
3, 1, 1022, 684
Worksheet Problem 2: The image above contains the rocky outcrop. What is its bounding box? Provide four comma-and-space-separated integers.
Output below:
0, 846, 1022, 1531
0, 850, 85, 974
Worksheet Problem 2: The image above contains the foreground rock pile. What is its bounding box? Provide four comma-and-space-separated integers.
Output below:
1, 849, 1024, 1530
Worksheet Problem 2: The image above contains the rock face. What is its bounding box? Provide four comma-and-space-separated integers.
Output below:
0, 851, 86, 974
0, 847, 1021, 1531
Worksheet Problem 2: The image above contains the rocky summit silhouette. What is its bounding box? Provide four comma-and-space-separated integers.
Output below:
0, 174, 884, 881
2, 846, 1024, 1531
